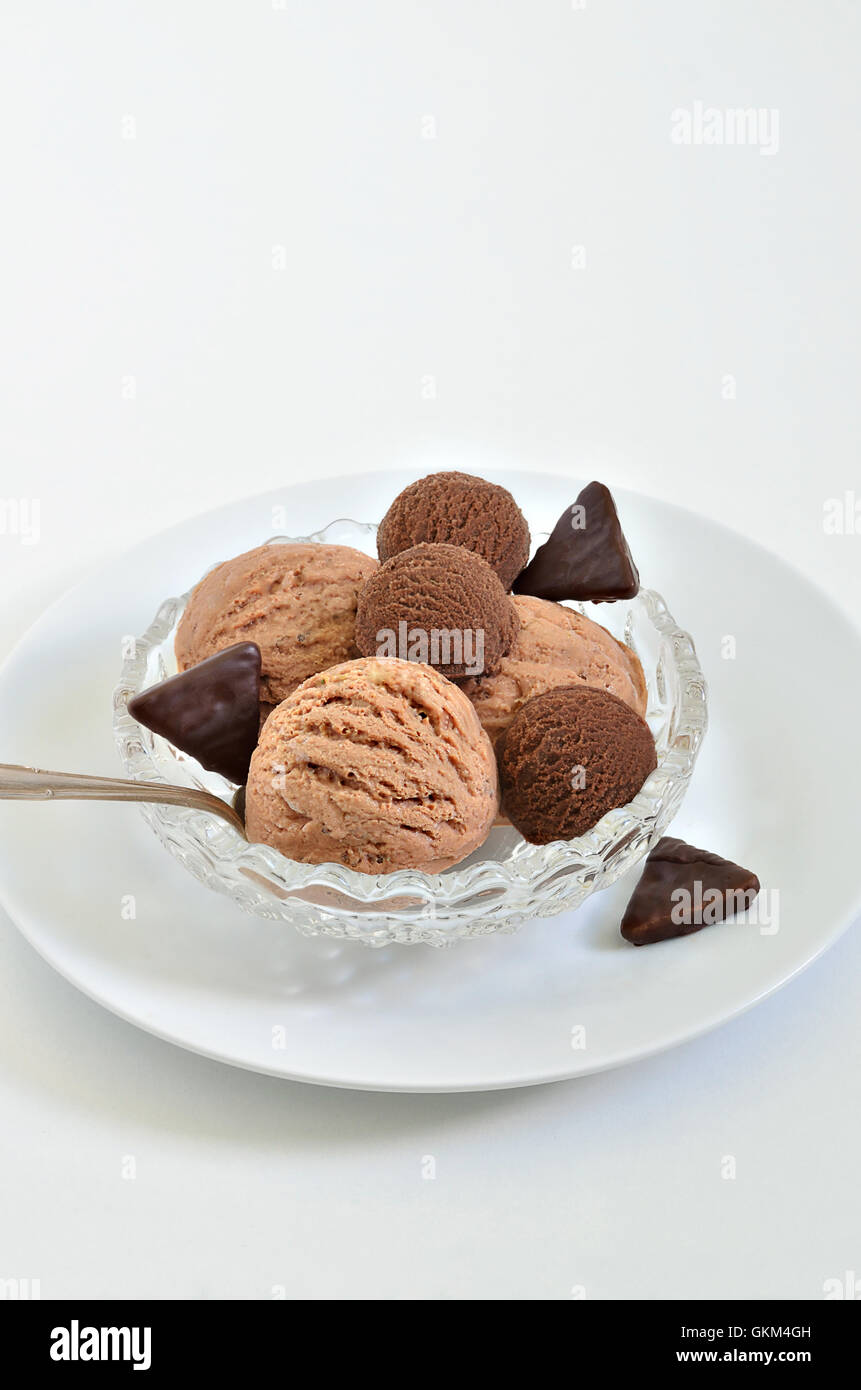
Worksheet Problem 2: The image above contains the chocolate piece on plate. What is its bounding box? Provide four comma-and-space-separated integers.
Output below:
129, 642, 261, 786
620, 836, 760, 946
514, 481, 639, 602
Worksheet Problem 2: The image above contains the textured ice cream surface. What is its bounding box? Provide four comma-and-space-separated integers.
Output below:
377, 471, 530, 589
244, 657, 499, 875
498, 685, 657, 844
175, 542, 377, 705
460, 594, 647, 746
355, 542, 518, 679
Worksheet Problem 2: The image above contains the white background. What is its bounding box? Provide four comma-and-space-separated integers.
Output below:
1, 1, 859, 1299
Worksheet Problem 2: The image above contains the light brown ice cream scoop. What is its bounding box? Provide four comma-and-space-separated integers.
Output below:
175, 542, 378, 706
244, 657, 499, 875
460, 594, 647, 746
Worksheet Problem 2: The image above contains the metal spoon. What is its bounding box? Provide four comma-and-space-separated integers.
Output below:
0, 763, 246, 837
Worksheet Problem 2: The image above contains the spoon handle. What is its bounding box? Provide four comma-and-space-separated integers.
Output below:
0, 763, 245, 836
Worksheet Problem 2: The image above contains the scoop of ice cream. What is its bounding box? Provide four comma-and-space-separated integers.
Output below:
244, 657, 499, 874
498, 685, 657, 844
460, 594, 647, 745
377, 471, 530, 589
355, 542, 518, 679
175, 542, 377, 705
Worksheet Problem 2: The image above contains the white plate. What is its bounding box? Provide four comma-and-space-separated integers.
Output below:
0, 470, 859, 1092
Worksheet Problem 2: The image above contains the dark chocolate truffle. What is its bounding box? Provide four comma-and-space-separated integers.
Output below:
620, 837, 760, 946
128, 642, 262, 786
514, 481, 639, 602
355, 542, 518, 679
377, 471, 530, 590
498, 684, 656, 843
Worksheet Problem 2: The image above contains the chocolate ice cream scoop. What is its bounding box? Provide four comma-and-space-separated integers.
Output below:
355, 542, 518, 679
244, 657, 499, 874
498, 684, 657, 844
377, 471, 530, 589
175, 542, 377, 705
460, 594, 647, 746
514, 481, 639, 602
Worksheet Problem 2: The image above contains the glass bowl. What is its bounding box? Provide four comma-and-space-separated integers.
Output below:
112, 519, 707, 946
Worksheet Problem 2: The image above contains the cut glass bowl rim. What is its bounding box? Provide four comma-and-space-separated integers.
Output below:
112, 520, 708, 912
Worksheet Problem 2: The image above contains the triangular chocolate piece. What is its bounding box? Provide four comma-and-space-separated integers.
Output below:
621, 836, 760, 946
129, 642, 261, 786
513, 481, 639, 602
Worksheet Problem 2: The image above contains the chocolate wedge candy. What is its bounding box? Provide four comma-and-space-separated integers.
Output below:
129, 642, 262, 785
513, 481, 639, 602
621, 836, 760, 946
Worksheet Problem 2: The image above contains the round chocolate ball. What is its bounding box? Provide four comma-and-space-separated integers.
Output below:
355, 542, 518, 679
377, 471, 530, 590
498, 684, 657, 843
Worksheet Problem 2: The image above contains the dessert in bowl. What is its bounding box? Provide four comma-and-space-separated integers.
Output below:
113, 479, 707, 946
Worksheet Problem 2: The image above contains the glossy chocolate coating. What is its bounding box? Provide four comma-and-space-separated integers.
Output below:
514, 481, 639, 603
621, 836, 760, 946
129, 642, 261, 786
